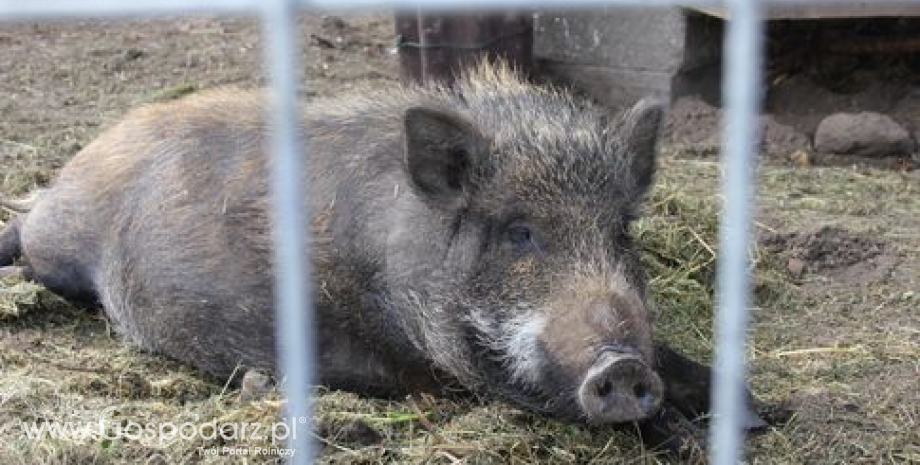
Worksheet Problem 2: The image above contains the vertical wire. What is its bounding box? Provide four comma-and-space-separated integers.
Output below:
710, 0, 762, 464
262, 1, 314, 463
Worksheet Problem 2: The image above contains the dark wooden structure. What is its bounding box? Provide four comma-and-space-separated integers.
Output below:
395, 12, 533, 85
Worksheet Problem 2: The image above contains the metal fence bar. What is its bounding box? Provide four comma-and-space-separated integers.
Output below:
710, 0, 762, 464
261, 0, 313, 464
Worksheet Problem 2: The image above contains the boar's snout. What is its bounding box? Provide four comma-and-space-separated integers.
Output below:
578, 349, 663, 424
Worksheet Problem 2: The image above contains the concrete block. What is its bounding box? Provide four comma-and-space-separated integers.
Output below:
539, 62, 673, 111
535, 8, 687, 72
534, 8, 723, 108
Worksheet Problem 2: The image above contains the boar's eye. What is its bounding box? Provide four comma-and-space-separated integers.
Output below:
506, 221, 539, 252
614, 221, 631, 241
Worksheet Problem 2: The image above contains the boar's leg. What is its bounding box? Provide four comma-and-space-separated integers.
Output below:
315, 326, 455, 399
637, 401, 708, 461
8, 213, 98, 306
0, 218, 43, 288
0, 217, 21, 267
320, 367, 454, 400
653, 344, 710, 421
627, 344, 773, 458
653, 343, 767, 430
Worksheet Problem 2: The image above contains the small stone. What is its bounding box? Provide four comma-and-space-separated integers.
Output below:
788, 148, 811, 168
787, 257, 806, 279
116, 371, 152, 399
814, 112, 914, 157
123, 48, 145, 61
145, 453, 168, 465
240, 369, 273, 402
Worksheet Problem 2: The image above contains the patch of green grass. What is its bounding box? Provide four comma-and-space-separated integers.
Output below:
636, 160, 791, 362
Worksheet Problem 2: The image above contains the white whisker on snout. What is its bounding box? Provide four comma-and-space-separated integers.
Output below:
466, 305, 547, 387
501, 312, 548, 386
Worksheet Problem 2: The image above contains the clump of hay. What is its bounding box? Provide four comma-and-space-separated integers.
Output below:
0, 278, 46, 318
636, 164, 789, 361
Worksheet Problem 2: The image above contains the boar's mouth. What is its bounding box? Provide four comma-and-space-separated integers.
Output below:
461, 321, 584, 420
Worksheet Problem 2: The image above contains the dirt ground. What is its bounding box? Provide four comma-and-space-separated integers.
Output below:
663, 18, 920, 171
1, 14, 918, 464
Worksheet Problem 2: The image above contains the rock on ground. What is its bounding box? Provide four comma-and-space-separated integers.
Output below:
814, 112, 914, 157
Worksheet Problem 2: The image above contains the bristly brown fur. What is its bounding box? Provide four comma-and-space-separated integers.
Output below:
4, 58, 725, 431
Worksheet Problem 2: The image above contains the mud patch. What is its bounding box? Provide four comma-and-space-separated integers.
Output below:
662, 95, 809, 160
763, 226, 895, 282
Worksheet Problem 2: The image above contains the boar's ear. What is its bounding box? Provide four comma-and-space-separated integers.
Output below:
612, 98, 664, 194
403, 107, 482, 203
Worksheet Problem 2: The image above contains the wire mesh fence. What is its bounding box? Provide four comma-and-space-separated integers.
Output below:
0, 0, 797, 463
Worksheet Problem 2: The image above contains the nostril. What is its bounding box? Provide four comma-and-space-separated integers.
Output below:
633, 382, 649, 400
579, 353, 663, 423
633, 381, 660, 414
596, 379, 612, 398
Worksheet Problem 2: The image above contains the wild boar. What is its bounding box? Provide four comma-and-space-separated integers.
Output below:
0, 63, 764, 442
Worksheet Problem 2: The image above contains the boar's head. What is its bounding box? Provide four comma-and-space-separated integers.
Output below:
386, 73, 664, 424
